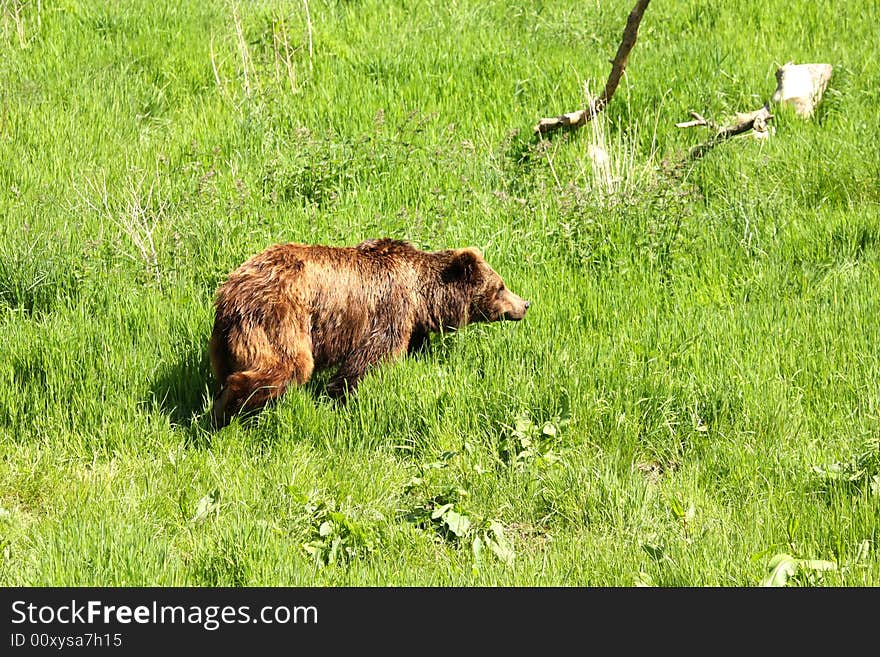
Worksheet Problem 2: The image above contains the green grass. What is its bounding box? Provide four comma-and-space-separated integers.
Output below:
1, 0, 879, 586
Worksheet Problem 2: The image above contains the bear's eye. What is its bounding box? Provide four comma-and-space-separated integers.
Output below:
497, 284, 505, 294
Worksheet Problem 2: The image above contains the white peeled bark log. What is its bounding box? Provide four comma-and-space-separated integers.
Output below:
771, 63, 833, 117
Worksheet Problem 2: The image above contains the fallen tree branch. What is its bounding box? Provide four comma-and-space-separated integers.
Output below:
534, 0, 651, 135
680, 105, 773, 159
678, 62, 831, 159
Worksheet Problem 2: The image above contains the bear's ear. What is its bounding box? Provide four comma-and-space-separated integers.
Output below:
442, 249, 479, 284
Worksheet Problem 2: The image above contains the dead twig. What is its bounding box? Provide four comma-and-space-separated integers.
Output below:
277, 15, 298, 93
209, 33, 223, 90
76, 171, 166, 285
534, 0, 651, 135
674, 111, 716, 130
302, 0, 313, 73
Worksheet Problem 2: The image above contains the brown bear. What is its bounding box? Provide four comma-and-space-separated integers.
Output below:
208, 238, 530, 427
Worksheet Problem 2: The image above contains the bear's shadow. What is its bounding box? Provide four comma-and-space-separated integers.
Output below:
148, 333, 459, 433
148, 347, 213, 429
147, 344, 341, 430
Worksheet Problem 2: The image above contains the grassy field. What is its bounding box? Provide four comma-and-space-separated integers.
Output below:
1, 0, 878, 586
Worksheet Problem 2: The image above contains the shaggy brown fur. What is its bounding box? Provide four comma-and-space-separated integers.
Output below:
208, 238, 530, 427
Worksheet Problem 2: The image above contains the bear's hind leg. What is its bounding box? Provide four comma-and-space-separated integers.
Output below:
212, 348, 313, 427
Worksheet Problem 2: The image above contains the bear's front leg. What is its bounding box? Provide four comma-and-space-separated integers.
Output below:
327, 336, 408, 401
326, 364, 365, 401
407, 329, 430, 355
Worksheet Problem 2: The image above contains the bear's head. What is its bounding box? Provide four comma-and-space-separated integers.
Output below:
441, 247, 531, 324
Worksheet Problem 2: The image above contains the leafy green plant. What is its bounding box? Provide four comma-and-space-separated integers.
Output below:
761, 553, 837, 587
471, 520, 515, 567
639, 533, 674, 566
499, 410, 571, 468
403, 484, 472, 542
401, 461, 515, 566
301, 498, 375, 569
403, 484, 516, 566
811, 437, 880, 496
666, 494, 697, 542
189, 489, 221, 525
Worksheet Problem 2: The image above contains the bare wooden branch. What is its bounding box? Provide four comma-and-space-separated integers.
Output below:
599, 0, 651, 110
684, 105, 773, 159
534, 0, 651, 135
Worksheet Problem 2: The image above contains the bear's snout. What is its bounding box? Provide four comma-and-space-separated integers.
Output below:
502, 292, 530, 321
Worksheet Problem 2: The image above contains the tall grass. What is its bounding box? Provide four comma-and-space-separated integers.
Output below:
0, 0, 878, 586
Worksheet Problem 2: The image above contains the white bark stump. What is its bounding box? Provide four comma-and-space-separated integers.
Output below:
771, 63, 833, 117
